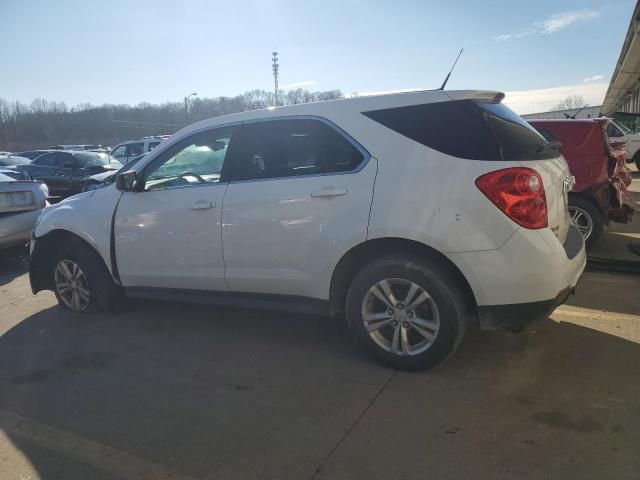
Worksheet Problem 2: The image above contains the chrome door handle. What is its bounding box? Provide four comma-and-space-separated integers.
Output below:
311, 188, 347, 198
190, 200, 216, 210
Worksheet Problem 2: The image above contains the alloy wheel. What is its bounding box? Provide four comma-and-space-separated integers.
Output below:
361, 278, 440, 356
569, 205, 593, 240
54, 259, 91, 311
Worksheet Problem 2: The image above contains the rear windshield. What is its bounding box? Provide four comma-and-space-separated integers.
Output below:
362, 100, 556, 161
0, 156, 30, 166
75, 152, 120, 167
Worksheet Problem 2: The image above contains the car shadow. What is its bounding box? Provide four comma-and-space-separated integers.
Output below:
0, 246, 29, 287
0, 297, 639, 479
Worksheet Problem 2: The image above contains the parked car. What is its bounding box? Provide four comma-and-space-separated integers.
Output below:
13, 150, 55, 160
18, 151, 122, 198
49, 144, 106, 151
604, 120, 640, 169
110, 136, 169, 164
0, 172, 48, 250
529, 119, 633, 246
29, 90, 585, 370
0, 155, 32, 167
0, 167, 33, 181
80, 154, 147, 192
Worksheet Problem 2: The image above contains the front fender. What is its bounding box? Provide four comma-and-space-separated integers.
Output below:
34, 186, 121, 277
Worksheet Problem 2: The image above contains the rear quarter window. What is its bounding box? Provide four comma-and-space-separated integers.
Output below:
363, 100, 555, 161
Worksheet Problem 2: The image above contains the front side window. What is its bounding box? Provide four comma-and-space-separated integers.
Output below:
144, 128, 233, 191
111, 145, 127, 159
54, 152, 76, 168
126, 143, 144, 157
148, 141, 161, 151
607, 122, 625, 138
34, 153, 57, 166
229, 119, 364, 182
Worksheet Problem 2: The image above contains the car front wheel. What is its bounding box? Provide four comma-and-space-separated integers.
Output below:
346, 255, 466, 371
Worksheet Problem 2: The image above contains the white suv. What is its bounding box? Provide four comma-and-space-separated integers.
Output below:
29, 90, 586, 370
110, 136, 169, 164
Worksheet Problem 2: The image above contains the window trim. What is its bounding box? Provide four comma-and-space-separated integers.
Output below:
134, 116, 371, 192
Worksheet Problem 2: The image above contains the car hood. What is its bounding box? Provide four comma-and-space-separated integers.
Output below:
89, 170, 117, 182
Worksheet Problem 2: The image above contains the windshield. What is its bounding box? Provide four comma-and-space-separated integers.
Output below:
75, 152, 121, 167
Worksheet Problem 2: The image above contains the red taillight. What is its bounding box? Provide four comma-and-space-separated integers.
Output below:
475, 167, 548, 229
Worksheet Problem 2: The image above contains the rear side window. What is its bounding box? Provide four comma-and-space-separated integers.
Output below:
363, 100, 555, 161
229, 119, 365, 181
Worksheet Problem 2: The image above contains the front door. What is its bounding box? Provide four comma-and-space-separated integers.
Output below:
222, 118, 376, 299
114, 126, 234, 290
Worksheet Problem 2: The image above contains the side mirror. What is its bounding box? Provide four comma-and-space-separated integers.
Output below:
115, 171, 144, 191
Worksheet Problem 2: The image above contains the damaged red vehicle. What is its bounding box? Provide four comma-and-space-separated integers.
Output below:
529, 118, 634, 247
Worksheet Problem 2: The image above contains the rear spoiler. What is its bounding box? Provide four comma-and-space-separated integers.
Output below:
444, 90, 505, 104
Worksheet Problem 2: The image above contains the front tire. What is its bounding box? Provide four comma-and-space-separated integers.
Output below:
568, 196, 604, 248
345, 255, 466, 371
52, 242, 123, 313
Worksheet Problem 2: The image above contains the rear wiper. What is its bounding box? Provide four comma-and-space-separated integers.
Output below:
537, 141, 562, 154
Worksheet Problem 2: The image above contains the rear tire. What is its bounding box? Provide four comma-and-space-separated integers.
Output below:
345, 255, 466, 371
52, 241, 124, 313
568, 196, 604, 248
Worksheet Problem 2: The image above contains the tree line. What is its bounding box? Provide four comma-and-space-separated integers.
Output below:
0, 88, 344, 151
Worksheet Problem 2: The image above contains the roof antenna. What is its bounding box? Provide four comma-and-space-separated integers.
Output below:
439, 48, 464, 90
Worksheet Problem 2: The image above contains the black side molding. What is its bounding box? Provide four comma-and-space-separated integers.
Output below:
124, 287, 332, 317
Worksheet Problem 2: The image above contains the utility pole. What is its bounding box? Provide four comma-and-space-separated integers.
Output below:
184, 92, 197, 122
272, 51, 279, 106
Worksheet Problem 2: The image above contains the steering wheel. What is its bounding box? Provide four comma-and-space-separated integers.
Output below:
177, 171, 206, 184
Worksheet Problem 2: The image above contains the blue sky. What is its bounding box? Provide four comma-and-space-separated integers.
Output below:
0, 0, 635, 113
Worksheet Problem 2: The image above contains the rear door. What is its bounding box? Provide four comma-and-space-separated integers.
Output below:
221, 118, 375, 299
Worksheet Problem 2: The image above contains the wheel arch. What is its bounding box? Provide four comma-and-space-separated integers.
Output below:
329, 237, 477, 316
30, 229, 114, 294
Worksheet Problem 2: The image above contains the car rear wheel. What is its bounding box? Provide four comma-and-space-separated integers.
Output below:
568, 196, 604, 248
345, 255, 466, 371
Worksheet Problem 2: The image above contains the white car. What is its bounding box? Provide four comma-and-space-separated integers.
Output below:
0, 172, 48, 250
110, 136, 168, 164
29, 90, 586, 370
606, 120, 640, 169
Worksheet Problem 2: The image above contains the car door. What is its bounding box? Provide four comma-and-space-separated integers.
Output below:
25, 153, 61, 194
51, 152, 79, 194
222, 118, 376, 299
114, 126, 234, 290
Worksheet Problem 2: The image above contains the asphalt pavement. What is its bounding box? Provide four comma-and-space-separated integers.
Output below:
0, 252, 639, 480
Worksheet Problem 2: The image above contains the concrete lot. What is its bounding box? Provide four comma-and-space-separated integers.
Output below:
0, 252, 639, 480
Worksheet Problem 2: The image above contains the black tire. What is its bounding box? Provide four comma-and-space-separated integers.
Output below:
51, 240, 124, 313
345, 255, 466, 371
568, 196, 604, 248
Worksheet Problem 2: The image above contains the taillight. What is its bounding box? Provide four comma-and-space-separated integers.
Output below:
475, 167, 548, 229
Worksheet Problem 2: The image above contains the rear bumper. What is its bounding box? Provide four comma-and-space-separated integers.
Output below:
0, 209, 42, 250
447, 224, 586, 321
478, 286, 573, 331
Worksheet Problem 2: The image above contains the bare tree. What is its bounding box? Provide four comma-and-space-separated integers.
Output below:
554, 94, 586, 111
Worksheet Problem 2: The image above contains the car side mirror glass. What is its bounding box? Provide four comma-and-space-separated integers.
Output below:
115, 171, 143, 192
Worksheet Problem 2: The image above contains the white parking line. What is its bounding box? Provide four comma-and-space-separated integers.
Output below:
0, 410, 200, 480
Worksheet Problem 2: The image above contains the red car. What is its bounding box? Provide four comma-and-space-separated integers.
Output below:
529, 118, 633, 246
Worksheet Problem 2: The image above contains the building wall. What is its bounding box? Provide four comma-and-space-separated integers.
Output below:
521, 105, 602, 120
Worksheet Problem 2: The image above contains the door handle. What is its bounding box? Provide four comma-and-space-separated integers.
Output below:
311, 188, 347, 198
190, 200, 216, 210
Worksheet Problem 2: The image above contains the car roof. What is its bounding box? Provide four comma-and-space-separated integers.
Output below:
169, 89, 503, 140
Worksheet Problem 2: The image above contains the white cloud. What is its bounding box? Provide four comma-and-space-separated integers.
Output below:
537, 9, 599, 34
583, 75, 606, 83
280, 80, 316, 89
494, 9, 599, 41
504, 79, 609, 115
